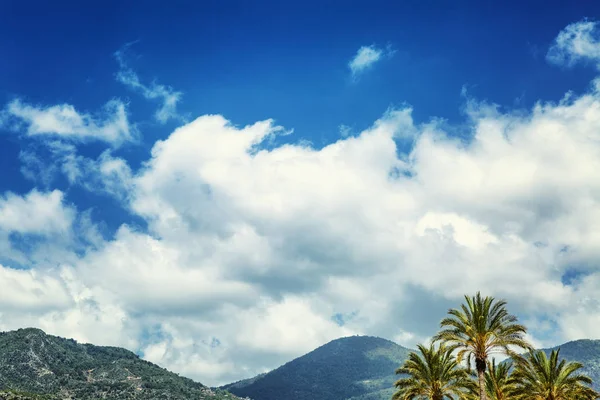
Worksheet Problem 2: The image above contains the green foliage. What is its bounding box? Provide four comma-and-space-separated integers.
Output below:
0, 328, 240, 400
0, 390, 59, 400
392, 343, 474, 400
479, 360, 519, 400
222, 335, 411, 400
385, 293, 600, 400
433, 292, 531, 366
508, 349, 599, 400
539, 340, 600, 391
433, 292, 531, 400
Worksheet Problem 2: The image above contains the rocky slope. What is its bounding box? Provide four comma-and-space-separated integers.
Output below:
0, 328, 240, 400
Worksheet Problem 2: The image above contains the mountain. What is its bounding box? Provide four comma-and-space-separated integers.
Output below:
221, 335, 411, 400
3, 328, 597, 400
540, 339, 600, 390
0, 328, 241, 400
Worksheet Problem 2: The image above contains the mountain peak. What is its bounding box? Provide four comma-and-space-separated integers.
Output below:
223, 335, 411, 400
326, 335, 402, 346
11, 327, 47, 337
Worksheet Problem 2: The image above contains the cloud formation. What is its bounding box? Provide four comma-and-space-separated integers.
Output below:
3, 99, 134, 146
547, 20, 600, 67
7, 77, 600, 385
0, 190, 74, 236
115, 45, 183, 123
348, 44, 393, 78
3, 19, 600, 388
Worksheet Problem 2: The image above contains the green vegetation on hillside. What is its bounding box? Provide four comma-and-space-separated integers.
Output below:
0, 390, 59, 400
0, 328, 240, 400
2, 294, 599, 400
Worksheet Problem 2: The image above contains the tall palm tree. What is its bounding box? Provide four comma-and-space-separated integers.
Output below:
509, 349, 599, 400
392, 343, 475, 400
432, 292, 531, 400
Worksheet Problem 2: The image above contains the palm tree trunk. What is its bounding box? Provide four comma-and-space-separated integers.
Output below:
476, 358, 487, 400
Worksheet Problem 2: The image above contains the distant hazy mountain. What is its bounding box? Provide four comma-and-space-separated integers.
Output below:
0, 328, 241, 400
221, 335, 411, 400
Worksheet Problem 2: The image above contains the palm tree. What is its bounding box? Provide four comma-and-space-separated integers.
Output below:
432, 292, 531, 400
392, 343, 475, 400
508, 349, 599, 400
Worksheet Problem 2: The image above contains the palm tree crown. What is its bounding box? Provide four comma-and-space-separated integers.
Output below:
509, 349, 599, 400
393, 343, 475, 400
432, 292, 531, 400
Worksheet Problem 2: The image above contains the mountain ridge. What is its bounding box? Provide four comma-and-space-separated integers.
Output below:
0, 327, 598, 400
0, 327, 241, 400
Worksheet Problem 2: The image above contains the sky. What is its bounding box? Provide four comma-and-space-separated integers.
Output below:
2, 0, 600, 387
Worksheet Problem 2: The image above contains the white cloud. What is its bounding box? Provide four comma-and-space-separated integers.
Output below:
10, 79, 599, 385
0, 265, 72, 313
118, 78, 600, 383
0, 264, 136, 350
4, 98, 134, 146
77, 226, 258, 314
115, 46, 183, 123
348, 44, 393, 78
0, 188, 105, 273
547, 20, 600, 67
19, 150, 58, 187
7, 18, 600, 389
0, 190, 74, 236
139, 296, 355, 384
18, 139, 134, 202
60, 148, 134, 201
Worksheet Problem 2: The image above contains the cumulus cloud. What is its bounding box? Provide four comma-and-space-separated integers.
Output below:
0, 190, 75, 236
0, 264, 136, 350
0, 187, 106, 274
115, 45, 183, 123
0, 265, 72, 313
130, 79, 600, 382
348, 44, 393, 78
7, 18, 600, 389
547, 19, 600, 67
3, 99, 134, 146
43, 75, 592, 385
11, 79, 600, 384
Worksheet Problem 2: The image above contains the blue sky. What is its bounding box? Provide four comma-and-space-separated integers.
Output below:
2, 0, 598, 234
2, 0, 600, 387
